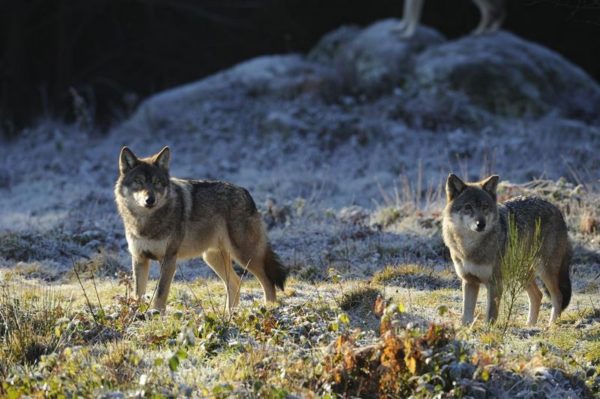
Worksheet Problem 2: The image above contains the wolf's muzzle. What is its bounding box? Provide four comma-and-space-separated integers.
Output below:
475, 219, 486, 232
145, 195, 156, 208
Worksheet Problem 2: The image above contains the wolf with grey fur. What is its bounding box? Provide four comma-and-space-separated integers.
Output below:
442, 174, 571, 326
114, 146, 287, 313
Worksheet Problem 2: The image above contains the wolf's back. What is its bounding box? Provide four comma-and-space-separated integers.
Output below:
501, 196, 568, 238
501, 196, 571, 309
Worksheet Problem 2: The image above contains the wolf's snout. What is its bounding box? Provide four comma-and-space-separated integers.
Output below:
145, 195, 156, 207
475, 219, 486, 232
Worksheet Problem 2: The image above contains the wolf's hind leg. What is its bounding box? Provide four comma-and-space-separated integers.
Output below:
539, 272, 564, 325
203, 249, 241, 313
472, 0, 493, 35
473, 0, 505, 34
526, 280, 542, 326
232, 252, 277, 304
229, 218, 283, 304
252, 267, 277, 303
133, 256, 150, 300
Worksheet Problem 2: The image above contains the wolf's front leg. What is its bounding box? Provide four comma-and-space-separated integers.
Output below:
485, 281, 502, 323
133, 256, 150, 300
462, 280, 480, 325
153, 255, 177, 313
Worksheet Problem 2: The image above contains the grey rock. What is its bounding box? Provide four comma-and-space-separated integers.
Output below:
333, 19, 445, 95
413, 31, 600, 120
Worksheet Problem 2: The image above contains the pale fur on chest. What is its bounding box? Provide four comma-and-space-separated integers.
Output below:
126, 233, 169, 258
453, 260, 494, 283
448, 232, 496, 283
444, 215, 498, 284
126, 223, 228, 260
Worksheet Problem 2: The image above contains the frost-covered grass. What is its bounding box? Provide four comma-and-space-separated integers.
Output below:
0, 270, 598, 398
0, 173, 599, 396
0, 139, 599, 395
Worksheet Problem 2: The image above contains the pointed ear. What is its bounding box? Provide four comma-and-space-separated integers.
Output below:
446, 173, 466, 202
154, 146, 170, 171
481, 175, 500, 200
119, 146, 138, 174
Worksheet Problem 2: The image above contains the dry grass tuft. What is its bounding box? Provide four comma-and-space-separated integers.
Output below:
338, 285, 381, 312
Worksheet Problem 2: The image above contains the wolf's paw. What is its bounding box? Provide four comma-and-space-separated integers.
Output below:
145, 308, 163, 319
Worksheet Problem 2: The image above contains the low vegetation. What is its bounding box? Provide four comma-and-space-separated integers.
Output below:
0, 269, 597, 398
0, 180, 599, 397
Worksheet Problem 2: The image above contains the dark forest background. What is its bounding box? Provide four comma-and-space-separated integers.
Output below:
1, 0, 599, 134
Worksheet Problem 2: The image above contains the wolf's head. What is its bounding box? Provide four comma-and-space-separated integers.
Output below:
116, 146, 171, 212
445, 174, 499, 234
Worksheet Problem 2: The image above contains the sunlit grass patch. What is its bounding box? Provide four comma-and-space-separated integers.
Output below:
372, 264, 458, 290
0, 273, 597, 397
0, 284, 73, 376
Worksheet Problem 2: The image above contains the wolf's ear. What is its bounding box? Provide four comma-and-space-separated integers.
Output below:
446, 174, 466, 202
119, 146, 138, 175
481, 175, 500, 200
154, 146, 170, 171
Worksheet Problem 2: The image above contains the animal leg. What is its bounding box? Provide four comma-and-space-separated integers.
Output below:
540, 273, 564, 325
153, 255, 177, 313
526, 280, 542, 326
485, 280, 502, 323
462, 280, 480, 325
396, 0, 425, 38
472, 0, 493, 35
231, 251, 277, 303
133, 256, 150, 300
203, 249, 242, 313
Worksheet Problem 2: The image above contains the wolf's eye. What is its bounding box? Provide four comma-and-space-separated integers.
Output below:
463, 204, 473, 212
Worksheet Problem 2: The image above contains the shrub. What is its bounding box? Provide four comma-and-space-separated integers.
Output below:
496, 215, 542, 333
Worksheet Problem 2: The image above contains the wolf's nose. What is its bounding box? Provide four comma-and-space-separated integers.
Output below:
475, 219, 486, 231
145, 195, 155, 206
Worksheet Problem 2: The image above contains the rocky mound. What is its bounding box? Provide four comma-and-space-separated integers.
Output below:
412, 31, 600, 120
130, 19, 600, 130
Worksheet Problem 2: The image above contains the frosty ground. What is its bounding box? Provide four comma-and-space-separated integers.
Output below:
0, 19, 599, 397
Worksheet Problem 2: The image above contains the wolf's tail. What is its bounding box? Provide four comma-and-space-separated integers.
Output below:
559, 245, 572, 311
264, 244, 287, 291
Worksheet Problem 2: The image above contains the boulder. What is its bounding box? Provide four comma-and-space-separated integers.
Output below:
330, 19, 445, 95
308, 25, 361, 64
412, 31, 600, 120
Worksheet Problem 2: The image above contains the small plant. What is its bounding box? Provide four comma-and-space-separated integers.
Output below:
321, 296, 469, 398
496, 215, 542, 333
579, 212, 599, 235
338, 285, 380, 312
0, 285, 66, 374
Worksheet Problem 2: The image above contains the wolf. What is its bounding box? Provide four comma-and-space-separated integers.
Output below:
442, 174, 571, 326
114, 146, 287, 314
396, 0, 505, 38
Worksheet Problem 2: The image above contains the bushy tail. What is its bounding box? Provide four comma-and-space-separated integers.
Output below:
264, 244, 287, 291
559, 246, 572, 311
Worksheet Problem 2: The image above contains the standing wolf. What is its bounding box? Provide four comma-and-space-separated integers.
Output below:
114, 146, 287, 313
397, 0, 505, 38
442, 174, 571, 326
